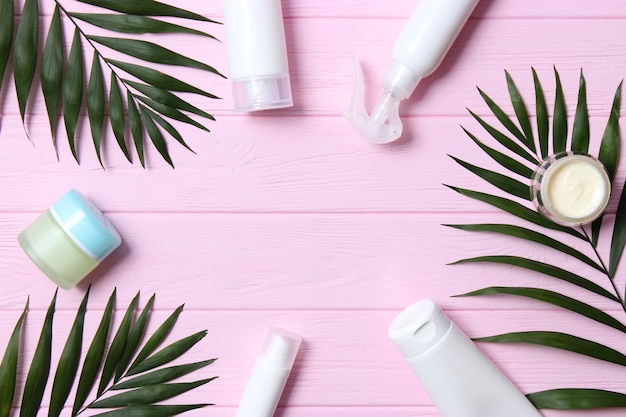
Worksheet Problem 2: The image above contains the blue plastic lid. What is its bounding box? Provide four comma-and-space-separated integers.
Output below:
50, 190, 122, 261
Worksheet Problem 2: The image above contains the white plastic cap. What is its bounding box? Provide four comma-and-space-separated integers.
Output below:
388, 299, 452, 358
232, 74, 293, 112
259, 327, 302, 368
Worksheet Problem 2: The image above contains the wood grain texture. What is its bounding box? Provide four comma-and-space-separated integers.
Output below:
1, 0, 626, 416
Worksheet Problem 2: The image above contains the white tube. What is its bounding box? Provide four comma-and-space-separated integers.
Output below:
223, 0, 293, 112
235, 327, 302, 417
389, 300, 543, 417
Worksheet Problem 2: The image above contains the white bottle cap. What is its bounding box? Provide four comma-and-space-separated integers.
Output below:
235, 327, 302, 417
232, 73, 293, 112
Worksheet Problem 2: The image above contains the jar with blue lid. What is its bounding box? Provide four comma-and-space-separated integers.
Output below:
18, 190, 122, 290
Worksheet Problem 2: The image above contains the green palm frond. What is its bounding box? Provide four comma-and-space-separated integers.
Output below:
0, 289, 217, 416
0, 0, 223, 167
448, 68, 625, 410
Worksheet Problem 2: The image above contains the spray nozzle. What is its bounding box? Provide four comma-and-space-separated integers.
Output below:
344, 58, 403, 144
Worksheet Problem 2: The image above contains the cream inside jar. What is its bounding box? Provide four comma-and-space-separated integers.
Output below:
532, 153, 611, 226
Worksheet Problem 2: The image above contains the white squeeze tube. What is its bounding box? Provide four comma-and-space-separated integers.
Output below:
345, 0, 480, 144
223, 0, 293, 112
235, 327, 302, 417
389, 300, 543, 417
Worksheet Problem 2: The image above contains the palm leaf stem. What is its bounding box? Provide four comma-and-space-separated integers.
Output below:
580, 226, 626, 315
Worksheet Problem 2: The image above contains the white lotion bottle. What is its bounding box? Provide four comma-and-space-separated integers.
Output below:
223, 0, 293, 112
346, 0, 479, 144
389, 300, 543, 417
235, 327, 302, 417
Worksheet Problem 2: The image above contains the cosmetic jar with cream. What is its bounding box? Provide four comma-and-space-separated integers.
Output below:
18, 190, 122, 290
531, 152, 611, 226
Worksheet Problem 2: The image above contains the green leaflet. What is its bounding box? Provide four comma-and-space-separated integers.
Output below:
0, 299, 28, 417
76, 0, 216, 23
461, 127, 534, 179
467, 109, 539, 165
444, 185, 585, 239
87, 53, 106, 167
553, 67, 568, 153
89, 404, 209, 417
531, 67, 549, 159
128, 93, 145, 168
109, 75, 131, 163
457, 286, 626, 333
73, 289, 116, 416
449, 256, 618, 301
477, 86, 531, 152
449, 156, 531, 201
20, 291, 56, 417
127, 331, 208, 376
476, 331, 626, 367
141, 107, 194, 153
90, 380, 214, 408
528, 389, 626, 409
107, 60, 222, 96
13, 0, 38, 123
445, 224, 604, 272
112, 361, 216, 391
504, 70, 535, 153
0, 0, 13, 87
609, 177, 626, 278
593, 81, 623, 246
140, 105, 174, 168
571, 70, 590, 153
115, 294, 156, 382
69, 13, 217, 39
98, 292, 140, 396
88, 36, 223, 76
48, 290, 89, 417
138, 97, 210, 132
128, 305, 184, 373
63, 29, 84, 163
41, 5, 63, 139
125, 80, 215, 120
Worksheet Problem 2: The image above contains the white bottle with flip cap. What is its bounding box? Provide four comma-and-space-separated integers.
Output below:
389, 299, 543, 417
345, 0, 480, 144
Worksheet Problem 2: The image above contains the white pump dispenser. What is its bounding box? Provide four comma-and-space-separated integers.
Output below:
345, 0, 480, 144
389, 300, 543, 417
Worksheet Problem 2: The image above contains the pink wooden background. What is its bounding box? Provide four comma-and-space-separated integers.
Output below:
2, 0, 626, 416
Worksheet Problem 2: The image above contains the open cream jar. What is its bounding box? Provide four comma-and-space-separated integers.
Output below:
531, 152, 611, 226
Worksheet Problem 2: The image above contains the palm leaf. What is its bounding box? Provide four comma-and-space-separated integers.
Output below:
457, 286, 626, 333
571, 70, 590, 153
476, 331, 626, 367
1, 1, 222, 166
450, 68, 625, 410
140, 105, 174, 168
0, 300, 27, 417
0, 290, 215, 417
532, 67, 549, 159
449, 256, 618, 301
528, 389, 626, 409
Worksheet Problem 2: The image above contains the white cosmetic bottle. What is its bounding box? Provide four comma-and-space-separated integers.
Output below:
389, 300, 543, 417
235, 327, 302, 417
346, 0, 479, 144
223, 0, 293, 112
